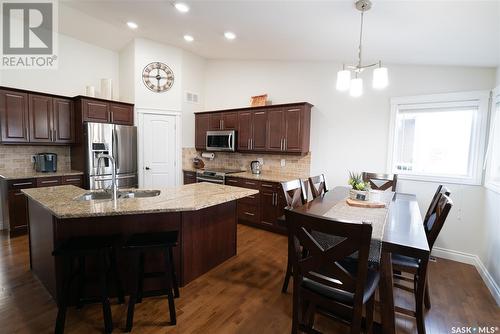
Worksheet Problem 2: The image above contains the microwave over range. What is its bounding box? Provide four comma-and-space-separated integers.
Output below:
206, 130, 236, 152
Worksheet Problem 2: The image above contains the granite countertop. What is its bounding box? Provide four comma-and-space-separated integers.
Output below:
183, 168, 308, 183
0, 170, 84, 180
22, 183, 259, 219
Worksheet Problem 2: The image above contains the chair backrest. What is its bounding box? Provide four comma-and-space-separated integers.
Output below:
308, 174, 328, 199
281, 179, 307, 209
425, 194, 453, 249
424, 185, 451, 224
362, 172, 398, 191
285, 209, 373, 299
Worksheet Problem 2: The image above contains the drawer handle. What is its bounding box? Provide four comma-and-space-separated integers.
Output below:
247, 195, 256, 199
287, 108, 301, 111
12, 182, 33, 187
255, 112, 265, 115
227, 180, 238, 183
41, 180, 59, 184
261, 184, 273, 188
14, 192, 25, 196
245, 182, 256, 185
64, 178, 81, 182
243, 212, 255, 216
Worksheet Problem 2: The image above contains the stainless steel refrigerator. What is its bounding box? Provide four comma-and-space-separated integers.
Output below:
84, 122, 138, 190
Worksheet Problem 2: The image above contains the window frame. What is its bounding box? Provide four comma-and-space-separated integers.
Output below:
485, 86, 500, 194
387, 91, 490, 185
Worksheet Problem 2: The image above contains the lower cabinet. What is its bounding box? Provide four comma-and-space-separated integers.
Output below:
183, 171, 197, 184
226, 176, 286, 234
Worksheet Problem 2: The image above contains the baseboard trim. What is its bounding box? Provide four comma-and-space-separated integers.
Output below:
432, 247, 500, 306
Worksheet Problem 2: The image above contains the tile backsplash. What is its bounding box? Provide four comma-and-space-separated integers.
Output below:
0, 145, 71, 173
182, 147, 311, 176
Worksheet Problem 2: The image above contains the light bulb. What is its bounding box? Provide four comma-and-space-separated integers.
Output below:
336, 70, 351, 91
349, 78, 363, 97
373, 66, 388, 89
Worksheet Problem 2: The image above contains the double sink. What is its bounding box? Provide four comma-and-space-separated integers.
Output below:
77, 190, 161, 201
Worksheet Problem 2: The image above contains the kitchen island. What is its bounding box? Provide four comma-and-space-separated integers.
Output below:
22, 182, 258, 303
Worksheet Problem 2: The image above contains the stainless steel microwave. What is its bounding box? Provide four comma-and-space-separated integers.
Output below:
206, 130, 236, 151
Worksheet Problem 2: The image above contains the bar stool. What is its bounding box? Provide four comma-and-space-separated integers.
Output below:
124, 231, 179, 332
52, 235, 125, 334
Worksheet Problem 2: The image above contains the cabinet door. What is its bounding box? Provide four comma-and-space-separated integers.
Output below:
0, 90, 29, 143
209, 113, 223, 130
237, 111, 252, 151
195, 114, 209, 150
28, 94, 53, 143
183, 171, 197, 184
222, 112, 238, 130
252, 111, 267, 151
284, 107, 303, 152
110, 103, 133, 125
8, 190, 28, 236
266, 108, 285, 151
82, 99, 109, 122
61, 175, 83, 187
260, 186, 278, 226
53, 98, 74, 143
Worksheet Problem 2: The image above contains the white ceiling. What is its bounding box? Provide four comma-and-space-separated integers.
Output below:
60, 0, 500, 67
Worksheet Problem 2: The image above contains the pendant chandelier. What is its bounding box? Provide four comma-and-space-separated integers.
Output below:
336, 0, 388, 97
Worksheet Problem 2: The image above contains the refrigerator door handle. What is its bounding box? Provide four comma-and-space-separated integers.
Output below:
113, 128, 120, 171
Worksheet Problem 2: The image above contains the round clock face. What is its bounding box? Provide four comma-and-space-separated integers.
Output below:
142, 62, 175, 93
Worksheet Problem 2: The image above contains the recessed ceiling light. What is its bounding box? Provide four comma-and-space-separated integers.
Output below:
174, 2, 190, 13
183, 34, 194, 42
126, 21, 138, 29
224, 31, 236, 40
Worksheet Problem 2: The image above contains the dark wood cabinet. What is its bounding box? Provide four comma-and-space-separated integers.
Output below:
196, 102, 312, 154
28, 94, 53, 143
195, 114, 210, 150
82, 99, 109, 123
226, 176, 286, 234
61, 175, 83, 187
8, 190, 29, 236
36, 176, 62, 187
53, 98, 74, 143
183, 171, 197, 184
110, 103, 134, 125
0, 90, 29, 143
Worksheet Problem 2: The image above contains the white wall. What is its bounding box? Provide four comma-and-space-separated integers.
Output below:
202, 59, 497, 286
119, 41, 135, 104
0, 34, 120, 98
181, 51, 206, 147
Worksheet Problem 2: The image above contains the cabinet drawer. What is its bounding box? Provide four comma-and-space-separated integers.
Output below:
225, 177, 242, 186
240, 179, 260, 190
36, 176, 62, 187
7, 178, 36, 190
237, 202, 260, 223
260, 181, 279, 191
61, 175, 83, 186
183, 171, 197, 185
238, 192, 260, 206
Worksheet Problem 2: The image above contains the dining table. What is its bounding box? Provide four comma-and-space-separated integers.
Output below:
293, 186, 430, 334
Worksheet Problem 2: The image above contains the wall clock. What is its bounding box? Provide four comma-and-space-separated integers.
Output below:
142, 62, 175, 93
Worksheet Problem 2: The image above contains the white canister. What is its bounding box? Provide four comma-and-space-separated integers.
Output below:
100, 79, 113, 100
85, 85, 95, 97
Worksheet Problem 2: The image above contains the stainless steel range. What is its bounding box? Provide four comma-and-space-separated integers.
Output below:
196, 168, 242, 184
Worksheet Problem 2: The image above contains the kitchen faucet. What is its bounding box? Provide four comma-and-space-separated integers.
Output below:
97, 153, 118, 201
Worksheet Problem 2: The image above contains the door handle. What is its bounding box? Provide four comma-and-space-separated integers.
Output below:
272, 193, 275, 205
284, 138, 287, 151
145, 166, 150, 170
247, 139, 250, 149
280, 138, 283, 151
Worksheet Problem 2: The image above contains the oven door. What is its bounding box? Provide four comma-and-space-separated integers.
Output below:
206, 130, 235, 151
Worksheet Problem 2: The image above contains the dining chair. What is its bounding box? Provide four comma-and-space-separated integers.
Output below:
361, 172, 398, 191
392, 193, 453, 334
285, 209, 379, 334
279, 179, 308, 294
423, 185, 451, 227
308, 174, 328, 199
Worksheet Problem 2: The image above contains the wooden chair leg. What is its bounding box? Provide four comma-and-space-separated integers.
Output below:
291, 285, 300, 334
164, 248, 177, 325
424, 280, 431, 309
126, 252, 140, 332
351, 302, 363, 334
99, 254, 113, 334
137, 252, 145, 303
168, 247, 180, 298
55, 256, 72, 334
365, 295, 375, 334
282, 259, 293, 293
415, 260, 429, 334
109, 248, 125, 304
76, 256, 85, 309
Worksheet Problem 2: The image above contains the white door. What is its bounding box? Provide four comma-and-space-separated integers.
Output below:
141, 113, 178, 188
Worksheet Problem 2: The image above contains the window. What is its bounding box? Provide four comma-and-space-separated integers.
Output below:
389, 91, 490, 185
485, 87, 500, 193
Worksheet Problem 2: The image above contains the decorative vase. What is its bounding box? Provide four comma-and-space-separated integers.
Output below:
349, 189, 369, 201
100, 79, 113, 100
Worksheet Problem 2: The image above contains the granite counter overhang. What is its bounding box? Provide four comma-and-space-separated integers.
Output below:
183, 168, 309, 183
22, 183, 259, 219
0, 170, 84, 180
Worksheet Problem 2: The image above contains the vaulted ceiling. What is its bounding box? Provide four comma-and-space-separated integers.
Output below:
60, 0, 500, 67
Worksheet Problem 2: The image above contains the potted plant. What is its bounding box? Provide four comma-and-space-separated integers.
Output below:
348, 172, 371, 201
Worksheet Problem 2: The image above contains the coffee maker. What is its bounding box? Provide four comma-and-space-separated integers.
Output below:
250, 160, 262, 174
34, 153, 58, 172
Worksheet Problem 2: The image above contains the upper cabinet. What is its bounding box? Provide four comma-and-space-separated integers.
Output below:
75, 97, 134, 126
195, 102, 312, 154
0, 90, 29, 143
52, 98, 75, 143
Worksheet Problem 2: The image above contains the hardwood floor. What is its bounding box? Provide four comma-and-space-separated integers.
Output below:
1, 225, 498, 333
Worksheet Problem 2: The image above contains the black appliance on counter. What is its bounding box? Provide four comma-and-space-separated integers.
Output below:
34, 153, 57, 172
